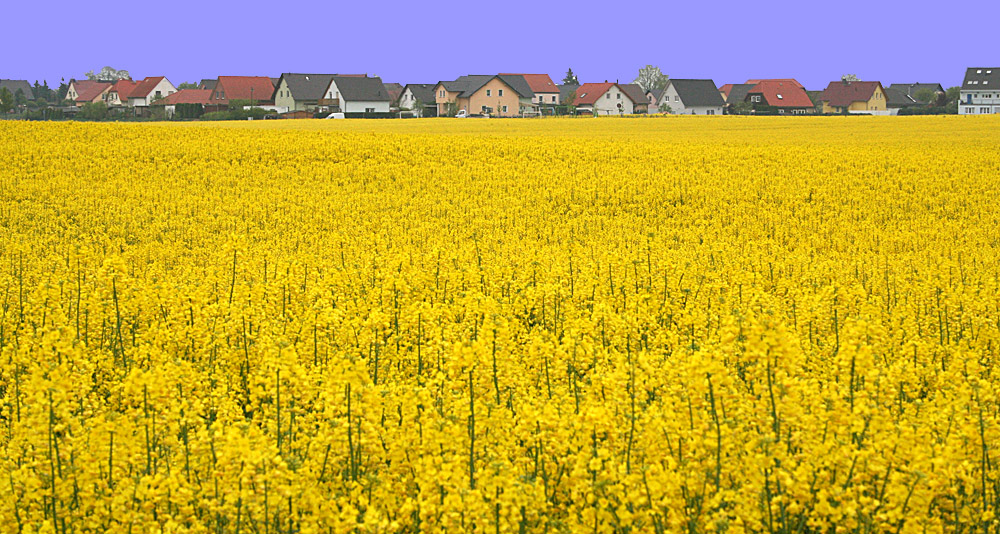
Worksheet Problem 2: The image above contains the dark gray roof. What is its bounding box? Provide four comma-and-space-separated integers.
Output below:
885, 87, 919, 108
668, 79, 725, 107
199, 79, 217, 91
276, 73, 336, 101
726, 83, 755, 103
620, 83, 648, 106
403, 83, 437, 104
961, 68, 1000, 90
330, 76, 390, 102
888, 83, 944, 103
647, 87, 664, 102
557, 84, 580, 99
0, 79, 33, 97
439, 75, 534, 98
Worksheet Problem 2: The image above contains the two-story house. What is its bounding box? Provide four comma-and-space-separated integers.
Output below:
321, 76, 391, 113
743, 80, 815, 114
501, 73, 560, 107
657, 79, 725, 115
572, 82, 637, 115
273, 74, 337, 112
434, 75, 535, 117
819, 80, 887, 114
398, 84, 438, 117
126, 77, 177, 108
959, 68, 1000, 115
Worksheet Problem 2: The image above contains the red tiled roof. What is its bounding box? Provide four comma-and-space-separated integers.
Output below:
747, 80, 814, 108
73, 80, 111, 102
154, 89, 212, 105
500, 73, 559, 93
110, 79, 138, 99
214, 76, 275, 101
746, 78, 803, 89
573, 82, 617, 105
129, 76, 166, 98
719, 83, 734, 98
820, 81, 882, 107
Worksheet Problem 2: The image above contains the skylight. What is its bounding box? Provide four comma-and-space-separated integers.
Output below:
777, 94, 784, 99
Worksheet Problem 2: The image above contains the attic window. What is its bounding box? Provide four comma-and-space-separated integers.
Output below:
987, 70, 993, 74
305, 76, 310, 80
978, 70, 982, 73
777, 94, 783, 99
985, 81, 990, 85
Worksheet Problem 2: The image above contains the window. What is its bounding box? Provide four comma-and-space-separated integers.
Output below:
616, 93, 621, 99
706, 109, 715, 115
439, 90, 445, 97
751, 95, 761, 103
486, 89, 491, 96
777, 94, 783, 100
502, 105, 508, 112
982, 107, 991, 113
498, 89, 504, 96
606, 93, 611, 99
985, 81, 990, 85
551, 96, 556, 102
155, 91, 161, 98
366, 107, 375, 113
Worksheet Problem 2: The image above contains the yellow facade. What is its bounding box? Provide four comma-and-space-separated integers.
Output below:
822, 84, 887, 113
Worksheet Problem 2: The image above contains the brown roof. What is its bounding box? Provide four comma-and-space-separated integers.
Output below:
213, 76, 275, 101
746, 78, 804, 89
72, 80, 111, 102
820, 81, 883, 107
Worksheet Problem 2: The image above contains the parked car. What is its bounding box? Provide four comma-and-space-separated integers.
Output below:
455, 110, 468, 118
325, 112, 345, 119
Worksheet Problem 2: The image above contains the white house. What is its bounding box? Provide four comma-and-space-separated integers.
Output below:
573, 82, 636, 115
658, 79, 725, 115
959, 68, 1000, 115
127, 77, 177, 107
398, 84, 438, 116
323, 76, 391, 113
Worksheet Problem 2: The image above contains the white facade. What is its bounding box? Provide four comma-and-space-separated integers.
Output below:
658, 84, 723, 115
324, 79, 390, 113
129, 78, 177, 107
273, 78, 301, 111
588, 85, 634, 115
958, 91, 1000, 114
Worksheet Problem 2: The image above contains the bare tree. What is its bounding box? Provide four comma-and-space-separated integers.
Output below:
633, 65, 669, 92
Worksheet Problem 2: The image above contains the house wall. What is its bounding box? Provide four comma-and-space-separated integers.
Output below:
467, 78, 522, 117
140, 79, 176, 106
959, 90, 1000, 114
342, 100, 390, 113
592, 85, 633, 115
533, 91, 560, 105
274, 79, 301, 111
434, 86, 461, 116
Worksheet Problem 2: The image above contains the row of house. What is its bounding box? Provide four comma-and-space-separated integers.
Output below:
7, 67, 999, 117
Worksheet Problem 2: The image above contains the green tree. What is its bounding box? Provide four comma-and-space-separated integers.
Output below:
15, 89, 28, 107
945, 86, 961, 103
913, 88, 936, 104
562, 69, 579, 85
0, 87, 13, 114
57, 81, 69, 102
177, 82, 199, 90
77, 101, 108, 120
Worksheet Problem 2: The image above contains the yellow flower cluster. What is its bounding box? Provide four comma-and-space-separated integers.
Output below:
1, 116, 999, 533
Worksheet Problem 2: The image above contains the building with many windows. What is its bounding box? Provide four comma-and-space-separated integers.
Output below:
959, 68, 1000, 115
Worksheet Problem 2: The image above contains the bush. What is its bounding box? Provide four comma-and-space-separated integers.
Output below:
897, 106, 955, 116
174, 103, 204, 119
200, 107, 270, 121
77, 102, 108, 121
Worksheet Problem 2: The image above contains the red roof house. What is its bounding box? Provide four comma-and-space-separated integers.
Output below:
745, 80, 815, 113
573, 82, 640, 114
746, 78, 804, 89
209, 76, 275, 106
107, 79, 138, 106
500, 73, 561, 104
67, 80, 111, 106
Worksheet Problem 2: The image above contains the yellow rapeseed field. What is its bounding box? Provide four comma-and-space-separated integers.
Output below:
1, 116, 999, 533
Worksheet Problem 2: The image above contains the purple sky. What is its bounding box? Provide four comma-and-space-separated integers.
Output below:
4, 0, 997, 91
